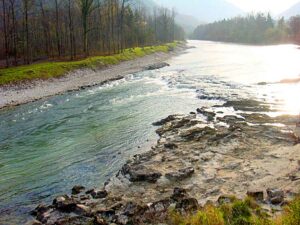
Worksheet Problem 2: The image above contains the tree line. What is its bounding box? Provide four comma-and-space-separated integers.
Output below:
0, 0, 185, 68
192, 13, 300, 45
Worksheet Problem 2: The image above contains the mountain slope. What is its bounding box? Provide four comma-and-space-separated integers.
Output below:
154, 0, 244, 22
280, 2, 300, 18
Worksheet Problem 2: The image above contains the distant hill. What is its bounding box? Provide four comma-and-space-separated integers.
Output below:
131, 0, 202, 35
175, 14, 204, 35
154, 0, 244, 22
279, 2, 300, 18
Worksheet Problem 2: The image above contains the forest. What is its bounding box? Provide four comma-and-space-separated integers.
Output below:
192, 13, 300, 45
0, 0, 185, 68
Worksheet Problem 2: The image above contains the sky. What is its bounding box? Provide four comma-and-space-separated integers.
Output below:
227, 0, 300, 14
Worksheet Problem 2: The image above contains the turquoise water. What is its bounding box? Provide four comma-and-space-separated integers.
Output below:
1, 41, 300, 224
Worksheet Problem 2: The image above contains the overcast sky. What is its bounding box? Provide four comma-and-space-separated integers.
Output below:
227, 0, 300, 14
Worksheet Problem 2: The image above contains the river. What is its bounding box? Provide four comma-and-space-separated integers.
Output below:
0, 40, 300, 224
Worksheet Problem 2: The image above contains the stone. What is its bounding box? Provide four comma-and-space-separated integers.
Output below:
72, 185, 85, 195
197, 107, 216, 121
247, 190, 264, 201
165, 167, 195, 181
217, 195, 236, 205
145, 62, 170, 70
123, 202, 148, 216
152, 115, 182, 126
267, 188, 284, 204
91, 189, 108, 199
53, 195, 77, 212
74, 204, 91, 215
171, 187, 187, 201
94, 216, 108, 225
176, 198, 199, 211
122, 164, 162, 183
149, 199, 171, 213
25, 219, 42, 225
31, 204, 49, 216
117, 215, 129, 225
164, 143, 178, 149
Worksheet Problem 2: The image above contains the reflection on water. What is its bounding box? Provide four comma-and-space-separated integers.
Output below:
1, 40, 300, 224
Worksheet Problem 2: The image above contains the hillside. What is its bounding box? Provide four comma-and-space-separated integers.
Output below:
154, 0, 244, 22
280, 1, 300, 18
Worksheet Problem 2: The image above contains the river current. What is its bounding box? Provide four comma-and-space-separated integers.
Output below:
1, 40, 300, 224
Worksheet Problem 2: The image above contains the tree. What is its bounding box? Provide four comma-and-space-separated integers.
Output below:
2, 0, 9, 66
77, 0, 95, 56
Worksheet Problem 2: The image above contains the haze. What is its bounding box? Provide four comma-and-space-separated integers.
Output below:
221, 0, 299, 14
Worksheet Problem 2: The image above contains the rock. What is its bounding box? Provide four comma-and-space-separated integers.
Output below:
222, 100, 271, 112
164, 143, 178, 149
145, 62, 170, 70
217, 195, 236, 205
197, 107, 216, 121
123, 202, 148, 216
72, 185, 85, 195
122, 164, 162, 183
150, 199, 171, 212
171, 187, 187, 201
31, 204, 50, 216
247, 190, 264, 201
91, 189, 108, 199
55, 216, 95, 225
180, 126, 216, 139
25, 220, 42, 225
267, 188, 284, 205
74, 204, 91, 215
116, 215, 129, 225
53, 195, 77, 212
94, 216, 108, 225
176, 198, 199, 211
165, 167, 195, 181
152, 115, 182, 126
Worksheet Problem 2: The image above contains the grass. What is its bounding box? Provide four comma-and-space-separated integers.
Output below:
168, 196, 300, 225
0, 42, 178, 86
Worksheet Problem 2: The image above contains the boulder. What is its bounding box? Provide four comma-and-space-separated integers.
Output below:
171, 187, 187, 201
164, 143, 178, 149
176, 198, 199, 211
122, 164, 162, 183
25, 220, 42, 225
145, 62, 170, 70
122, 202, 148, 216
72, 185, 85, 195
165, 167, 195, 181
91, 189, 108, 199
53, 195, 78, 212
217, 195, 236, 205
247, 190, 264, 202
152, 115, 182, 126
267, 188, 284, 205
74, 204, 91, 216
197, 107, 216, 122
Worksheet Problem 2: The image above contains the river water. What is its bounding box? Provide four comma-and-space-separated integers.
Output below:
1, 40, 300, 224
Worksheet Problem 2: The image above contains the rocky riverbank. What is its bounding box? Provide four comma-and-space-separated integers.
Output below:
27, 99, 300, 225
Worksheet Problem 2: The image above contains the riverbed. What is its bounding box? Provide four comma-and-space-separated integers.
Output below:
1, 40, 300, 224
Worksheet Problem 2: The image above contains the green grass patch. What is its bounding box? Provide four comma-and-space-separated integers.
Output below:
168, 196, 300, 225
0, 42, 178, 85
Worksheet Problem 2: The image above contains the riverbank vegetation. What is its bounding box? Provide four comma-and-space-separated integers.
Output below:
0, 0, 184, 68
192, 13, 300, 45
0, 42, 177, 85
169, 195, 300, 225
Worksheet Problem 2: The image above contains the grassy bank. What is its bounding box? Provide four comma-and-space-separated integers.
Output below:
169, 196, 300, 225
0, 42, 178, 86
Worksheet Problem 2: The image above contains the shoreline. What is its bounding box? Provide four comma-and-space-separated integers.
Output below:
0, 44, 187, 110
29, 99, 300, 225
